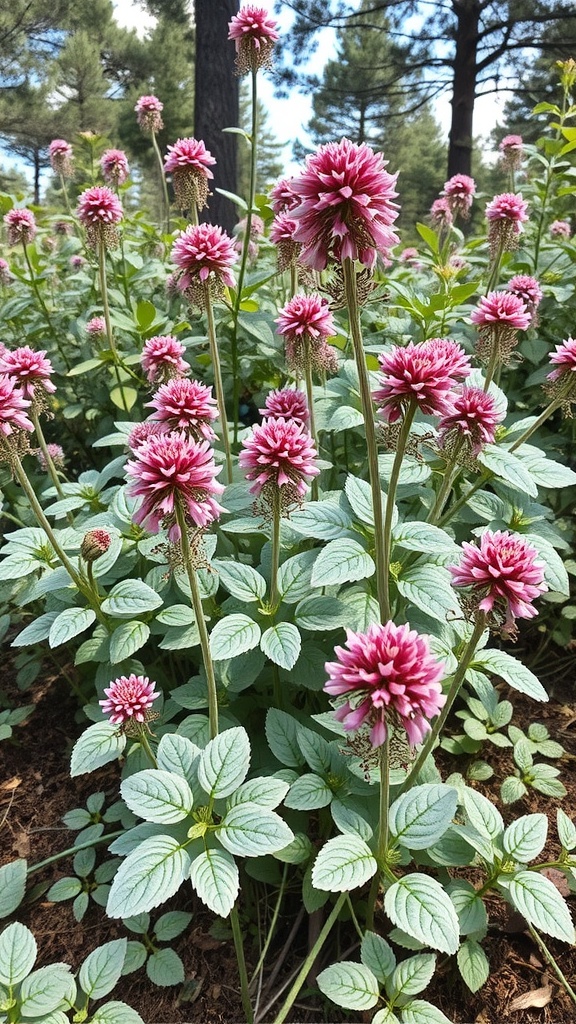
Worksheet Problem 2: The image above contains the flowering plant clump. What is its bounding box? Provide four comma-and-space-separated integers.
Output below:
485, 192, 528, 256
228, 4, 280, 74
0, 374, 34, 439
269, 211, 300, 269
141, 334, 190, 383
429, 196, 453, 228
499, 133, 523, 171
76, 186, 123, 249
550, 218, 571, 238
373, 339, 466, 422
471, 289, 531, 364
163, 137, 216, 211
275, 293, 337, 373
506, 274, 543, 317
260, 386, 309, 425
4, 207, 37, 246
0, 257, 12, 285
441, 173, 476, 218
437, 385, 504, 456
85, 316, 107, 338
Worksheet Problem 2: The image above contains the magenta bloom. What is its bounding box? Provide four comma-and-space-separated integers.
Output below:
171, 224, 236, 307
486, 193, 528, 256
450, 530, 547, 635
70, 255, 86, 270
325, 622, 446, 748
269, 177, 298, 214
507, 275, 542, 314
100, 674, 160, 726
76, 186, 123, 250
147, 378, 218, 440
429, 197, 453, 229
550, 220, 571, 239
228, 4, 280, 74
289, 139, 399, 270
425, 338, 472, 381
4, 208, 37, 246
442, 174, 476, 219
125, 431, 225, 541
49, 138, 74, 177
135, 94, 164, 133
163, 137, 216, 211
141, 334, 190, 384
0, 375, 34, 437
399, 247, 420, 264
471, 291, 531, 331
269, 212, 300, 270
547, 336, 576, 382
35, 443, 64, 472
100, 149, 130, 187
276, 293, 337, 374
0, 346, 56, 401
438, 386, 503, 455
239, 417, 319, 504
86, 316, 107, 338
499, 134, 523, 171
260, 386, 309, 426
0, 258, 12, 286
374, 340, 461, 423
127, 420, 163, 451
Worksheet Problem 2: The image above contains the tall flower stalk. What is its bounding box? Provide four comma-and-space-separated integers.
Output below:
204, 285, 233, 483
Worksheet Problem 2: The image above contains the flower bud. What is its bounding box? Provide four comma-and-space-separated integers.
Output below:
81, 529, 112, 563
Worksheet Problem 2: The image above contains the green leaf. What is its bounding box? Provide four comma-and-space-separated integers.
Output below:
218, 804, 294, 857
290, 501, 352, 540
504, 871, 575, 942
284, 773, 333, 810
389, 784, 458, 850
70, 722, 126, 777
0, 921, 36, 986
345, 474, 386, 527
390, 953, 436, 1000
110, 386, 138, 411
311, 834, 377, 892
146, 947, 185, 987
416, 221, 439, 253
228, 776, 290, 810
156, 734, 199, 783
106, 836, 190, 918
19, 964, 73, 1016
457, 939, 489, 993
79, 938, 127, 1000
294, 595, 347, 631
397, 565, 460, 622
472, 649, 548, 702
197, 727, 251, 798
311, 538, 375, 586
449, 882, 488, 936
214, 187, 248, 210
67, 357, 105, 377
478, 445, 538, 497
109, 621, 150, 664
153, 911, 193, 942
316, 961, 379, 1010
189, 849, 239, 917
331, 800, 373, 841
462, 787, 504, 839
277, 549, 318, 602
0, 859, 27, 918
384, 874, 460, 954
121, 770, 194, 824
156, 604, 195, 626
393, 521, 458, 554
11, 611, 59, 647
212, 560, 267, 602
90, 1000, 145, 1024
260, 622, 301, 670
372, 1010, 401, 1024
209, 614, 261, 660
274, 833, 313, 863
503, 814, 548, 862
360, 931, 396, 983
557, 808, 576, 851
136, 299, 156, 330
500, 776, 527, 804
401, 999, 453, 1024
524, 534, 570, 596
102, 580, 163, 618
47, 877, 83, 902
265, 709, 306, 767
48, 607, 96, 648
121, 941, 147, 976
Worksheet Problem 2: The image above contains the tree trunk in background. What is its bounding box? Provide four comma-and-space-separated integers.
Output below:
448, 0, 480, 177
33, 148, 41, 205
194, 0, 240, 234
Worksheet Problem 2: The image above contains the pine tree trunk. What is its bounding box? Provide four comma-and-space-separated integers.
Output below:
194, 0, 240, 234
33, 149, 41, 205
448, 0, 480, 177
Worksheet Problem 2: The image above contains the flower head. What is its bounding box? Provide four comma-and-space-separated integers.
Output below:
35, 443, 65, 472
450, 530, 547, 636
485, 193, 528, 257
86, 316, 107, 338
163, 137, 216, 211
125, 431, 225, 541
135, 94, 164, 132
399, 247, 420, 265
275, 293, 337, 374
81, 528, 112, 563
0, 346, 56, 402
425, 337, 472, 381
0, 258, 12, 285
289, 139, 399, 270
49, 139, 74, 177
507, 274, 542, 324
325, 621, 446, 748
4, 208, 37, 246
550, 219, 571, 239
441, 174, 476, 219
100, 149, 130, 187
269, 177, 298, 214
269, 212, 300, 270
76, 186, 123, 250
260, 386, 309, 426
471, 290, 531, 365
147, 378, 218, 440
438, 385, 503, 456
0, 375, 34, 438
544, 337, 576, 412
70, 254, 86, 270
100, 674, 160, 726
141, 334, 190, 384
228, 4, 280, 74
239, 416, 319, 509
127, 420, 163, 451
171, 224, 236, 307
429, 197, 453, 229
373, 339, 462, 423
499, 134, 523, 171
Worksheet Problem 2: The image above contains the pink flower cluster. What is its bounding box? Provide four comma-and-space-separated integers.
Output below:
550, 220, 571, 239
260, 386, 309, 426
49, 139, 74, 177
438, 386, 503, 455
76, 186, 123, 250
507, 275, 542, 314
100, 149, 130, 187
0, 346, 56, 402
499, 134, 523, 171
163, 137, 216, 211
441, 174, 476, 219
141, 334, 190, 384
100, 674, 160, 726
171, 224, 236, 308
4, 208, 37, 246
276, 294, 338, 376
429, 197, 453, 230
269, 177, 298, 215
86, 316, 107, 338
239, 416, 319, 507
0, 258, 12, 286
135, 94, 164, 133
485, 193, 528, 257
325, 621, 446, 748
269, 212, 300, 270
146, 378, 218, 440
228, 4, 280, 74
373, 338, 470, 423
0, 375, 34, 438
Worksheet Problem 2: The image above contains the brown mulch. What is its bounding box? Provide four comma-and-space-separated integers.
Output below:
0, 658, 575, 1024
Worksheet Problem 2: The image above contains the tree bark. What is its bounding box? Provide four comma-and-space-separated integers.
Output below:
448, 0, 481, 177
33, 148, 40, 205
194, 0, 240, 234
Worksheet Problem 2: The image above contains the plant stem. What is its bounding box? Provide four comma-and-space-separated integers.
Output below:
230, 904, 254, 1024
303, 337, 319, 500
204, 285, 233, 483
342, 257, 388, 620
366, 738, 390, 929
528, 923, 576, 1006
22, 244, 70, 369
249, 865, 288, 989
437, 471, 491, 528
137, 727, 158, 768
271, 892, 347, 1024
151, 131, 170, 233
398, 613, 487, 794
28, 830, 124, 875
482, 329, 500, 390
58, 173, 74, 220
508, 398, 564, 453
382, 404, 417, 611
176, 506, 219, 739
269, 491, 281, 612
427, 450, 463, 525
30, 410, 66, 500
98, 240, 130, 415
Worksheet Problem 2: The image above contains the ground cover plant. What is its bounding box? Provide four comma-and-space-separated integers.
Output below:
0, 10, 575, 1024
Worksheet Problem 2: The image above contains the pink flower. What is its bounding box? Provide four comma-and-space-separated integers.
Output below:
499, 133, 523, 151
171, 224, 236, 307
399, 247, 420, 264
141, 334, 190, 384
135, 94, 164, 133
269, 212, 300, 270
228, 4, 280, 74
49, 139, 74, 177
100, 149, 130, 187
471, 291, 531, 331
499, 134, 523, 171
429, 197, 453, 229
35, 443, 64, 472
507, 275, 542, 312
86, 316, 107, 338
0, 258, 12, 285
127, 420, 163, 451
450, 530, 547, 635
373, 340, 461, 423
269, 177, 298, 214
70, 255, 86, 270
438, 386, 503, 455
442, 174, 476, 219
100, 674, 160, 726
425, 338, 472, 381
260, 386, 309, 426
147, 378, 218, 440
325, 621, 446, 748
81, 529, 112, 563
4, 208, 37, 246
125, 431, 225, 541
239, 417, 319, 505
0, 375, 34, 437
275, 293, 337, 374
289, 139, 399, 270
235, 214, 265, 239
550, 219, 571, 239
54, 220, 72, 236
485, 193, 528, 256
76, 186, 123, 250
547, 336, 576, 382
163, 137, 216, 211
0, 346, 56, 401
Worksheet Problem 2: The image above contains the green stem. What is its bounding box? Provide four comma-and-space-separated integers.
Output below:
482, 328, 500, 391
28, 830, 124, 875
382, 405, 417, 615
271, 892, 347, 1024
58, 173, 74, 220
22, 244, 70, 369
230, 904, 254, 1024
137, 727, 158, 768
366, 738, 390, 929
31, 410, 66, 500
342, 257, 388, 620
249, 864, 288, 988
176, 506, 219, 739
437, 471, 491, 529
528, 923, 576, 1006
398, 613, 487, 795
427, 452, 463, 525
508, 398, 564, 453
204, 284, 233, 483
303, 338, 319, 500
98, 240, 130, 415
151, 131, 170, 233
269, 492, 281, 612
